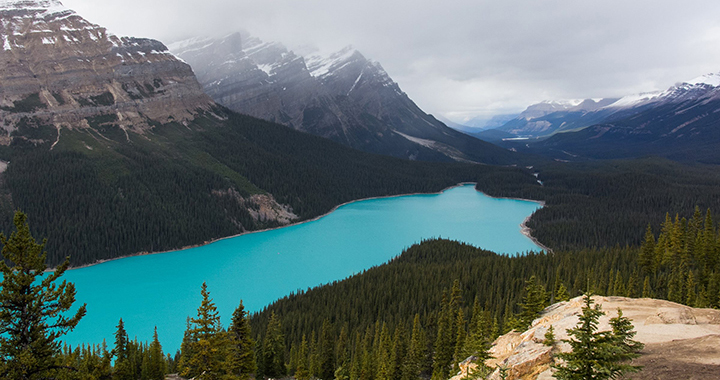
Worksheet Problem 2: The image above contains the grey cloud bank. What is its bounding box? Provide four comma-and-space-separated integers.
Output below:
62, 0, 720, 124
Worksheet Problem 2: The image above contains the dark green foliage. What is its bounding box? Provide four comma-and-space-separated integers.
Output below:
0, 110, 540, 267
521, 158, 720, 251
1, 93, 47, 113
553, 293, 643, 380
228, 301, 257, 380
0, 211, 86, 379
178, 282, 231, 380
638, 208, 720, 307
250, 239, 648, 380
516, 275, 548, 330
261, 312, 286, 379
113, 319, 133, 379
91, 92, 115, 106
543, 326, 556, 346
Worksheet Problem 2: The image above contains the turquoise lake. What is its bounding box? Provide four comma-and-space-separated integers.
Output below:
61, 184, 543, 353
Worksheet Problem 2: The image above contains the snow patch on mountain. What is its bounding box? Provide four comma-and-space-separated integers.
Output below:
306, 46, 357, 78
687, 72, 720, 87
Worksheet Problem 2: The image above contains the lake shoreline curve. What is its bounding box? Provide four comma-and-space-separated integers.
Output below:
61, 182, 547, 271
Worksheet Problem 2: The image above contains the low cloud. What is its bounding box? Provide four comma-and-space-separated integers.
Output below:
64, 0, 720, 122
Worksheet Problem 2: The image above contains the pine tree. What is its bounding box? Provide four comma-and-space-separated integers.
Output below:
639, 224, 656, 273
335, 326, 350, 380
0, 211, 87, 379
113, 319, 133, 380
228, 301, 257, 380
517, 275, 548, 330
607, 309, 644, 378
452, 308, 467, 372
375, 323, 393, 380
179, 282, 227, 380
642, 276, 652, 298
319, 319, 335, 380
543, 326, 556, 347
146, 327, 165, 380
402, 315, 425, 380
556, 283, 570, 302
263, 311, 286, 379
553, 293, 643, 380
295, 335, 311, 380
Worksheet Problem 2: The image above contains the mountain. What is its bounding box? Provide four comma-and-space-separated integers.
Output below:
492, 98, 620, 138
0, 1, 534, 266
0, 0, 214, 134
463, 113, 520, 130
528, 73, 720, 163
169, 33, 520, 164
455, 296, 720, 380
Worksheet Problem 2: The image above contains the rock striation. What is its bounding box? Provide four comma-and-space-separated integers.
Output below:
452, 296, 720, 380
0, 0, 214, 144
170, 33, 519, 164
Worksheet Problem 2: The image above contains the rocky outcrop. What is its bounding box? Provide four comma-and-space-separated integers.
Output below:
452, 296, 720, 380
0, 0, 214, 144
212, 188, 298, 226
170, 33, 520, 164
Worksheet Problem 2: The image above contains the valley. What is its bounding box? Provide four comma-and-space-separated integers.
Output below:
2, 0, 720, 379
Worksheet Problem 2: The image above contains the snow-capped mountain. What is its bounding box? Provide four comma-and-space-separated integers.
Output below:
492, 72, 720, 140
170, 33, 519, 164
493, 98, 620, 138
518, 72, 720, 163
0, 0, 214, 137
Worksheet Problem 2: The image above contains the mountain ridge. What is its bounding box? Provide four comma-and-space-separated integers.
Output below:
170, 33, 522, 164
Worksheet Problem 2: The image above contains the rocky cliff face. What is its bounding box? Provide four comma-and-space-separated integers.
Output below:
0, 0, 214, 144
170, 33, 520, 164
452, 296, 720, 380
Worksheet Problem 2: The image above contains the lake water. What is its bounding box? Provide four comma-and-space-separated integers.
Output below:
61, 184, 543, 353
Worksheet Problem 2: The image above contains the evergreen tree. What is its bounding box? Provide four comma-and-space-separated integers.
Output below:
452, 308, 467, 372
0, 212, 87, 379
543, 326, 556, 347
319, 319, 335, 380
553, 293, 643, 380
113, 319, 133, 380
228, 301, 257, 380
179, 282, 228, 380
146, 327, 165, 380
402, 315, 425, 380
335, 326, 350, 380
556, 283, 570, 302
607, 310, 644, 378
263, 311, 286, 378
375, 323, 393, 380
639, 224, 656, 273
432, 282, 462, 380
517, 275, 548, 330
295, 335, 311, 380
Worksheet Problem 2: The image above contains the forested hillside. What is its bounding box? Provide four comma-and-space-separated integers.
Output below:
248, 205, 720, 380
0, 110, 538, 267
504, 158, 720, 249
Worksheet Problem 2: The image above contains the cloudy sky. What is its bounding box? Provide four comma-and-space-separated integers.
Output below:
62, 0, 720, 125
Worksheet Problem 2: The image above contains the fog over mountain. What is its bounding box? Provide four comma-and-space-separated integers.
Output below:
61, 0, 720, 124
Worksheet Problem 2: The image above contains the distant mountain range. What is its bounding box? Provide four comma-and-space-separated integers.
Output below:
474, 73, 720, 163
169, 33, 518, 164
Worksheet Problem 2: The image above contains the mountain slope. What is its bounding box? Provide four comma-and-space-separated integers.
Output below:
0, 0, 214, 134
170, 33, 520, 164
491, 98, 620, 138
529, 75, 720, 163
0, 1, 538, 266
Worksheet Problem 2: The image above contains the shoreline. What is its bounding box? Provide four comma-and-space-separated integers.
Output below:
62, 182, 547, 271
477, 191, 551, 253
